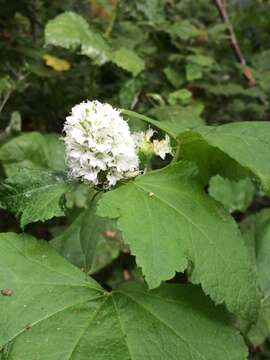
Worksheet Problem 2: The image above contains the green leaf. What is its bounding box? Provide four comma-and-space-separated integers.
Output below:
241, 210, 270, 345
136, 0, 165, 23
0, 132, 49, 177
97, 161, 259, 319
0, 232, 248, 359
0, 132, 65, 176
52, 199, 121, 274
178, 131, 251, 185
164, 67, 185, 88
65, 183, 94, 209
168, 89, 192, 106
45, 12, 109, 64
51, 212, 85, 268
204, 83, 264, 98
123, 108, 204, 139
166, 20, 201, 41
45, 12, 145, 75
209, 175, 256, 212
241, 209, 270, 295
44, 134, 66, 171
186, 63, 203, 81
80, 197, 121, 273
187, 54, 214, 67
129, 118, 270, 190
247, 301, 270, 346
0, 169, 69, 227
109, 48, 145, 76
150, 105, 205, 128
190, 122, 270, 193
119, 78, 142, 109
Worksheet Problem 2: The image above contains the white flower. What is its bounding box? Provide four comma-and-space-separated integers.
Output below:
64, 100, 139, 188
132, 128, 155, 155
153, 135, 173, 160
132, 128, 173, 160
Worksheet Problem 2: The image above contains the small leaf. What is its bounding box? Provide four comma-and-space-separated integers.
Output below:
187, 54, 214, 67
0, 232, 248, 360
0, 169, 70, 227
166, 20, 201, 41
209, 175, 256, 212
168, 89, 192, 105
186, 62, 203, 81
98, 161, 259, 320
164, 66, 185, 88
109, 48, 145, 76
43, 54, 71, 71
45, 12, 109, 64
136, 0, 165, 23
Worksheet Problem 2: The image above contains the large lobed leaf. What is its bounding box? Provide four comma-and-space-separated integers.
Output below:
0, 233, 247, 359
150, 105, 205, 129
123, 109, 204, 139
0, 169, 69, 227
178, 131, 251, 185
124, 110, 270, 193
97, 161, 259, 320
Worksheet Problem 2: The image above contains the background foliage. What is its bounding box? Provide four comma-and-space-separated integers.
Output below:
1, 0, 270, 358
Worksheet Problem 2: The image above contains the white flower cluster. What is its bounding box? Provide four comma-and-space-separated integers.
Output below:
132, 128, 173, 160
64, 100, 139, 188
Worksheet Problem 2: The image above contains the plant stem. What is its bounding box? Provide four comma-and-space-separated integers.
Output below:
105, 0, 118, 38
0, 91, 11, 114
213, 0, 256, 86
171, 142, 181, 164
